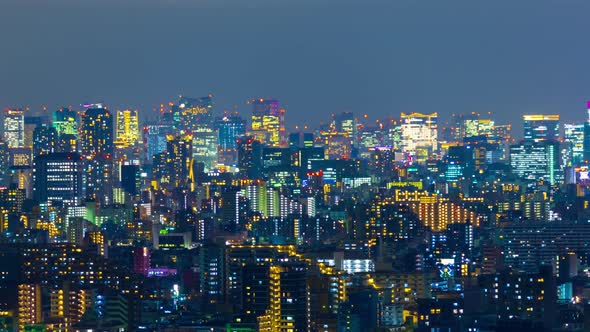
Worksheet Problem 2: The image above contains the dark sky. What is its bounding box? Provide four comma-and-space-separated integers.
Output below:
1, 0, 590, 128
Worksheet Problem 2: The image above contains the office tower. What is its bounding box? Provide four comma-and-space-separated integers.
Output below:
142, 124, 174, 162
114, 109, 139, 149
333, 112, 356, 139
80, 106, 114, 158
584, 102, 590, 163
564, 123, 584, 166
86, 154, 114, 206
17, 284, 41, 332
192, 127, 218, 172
510, 140, 561, 184
176, 95, 214, 130
33, 152, 86, 207
166, 135, 193, 188
216, 114, 246, 150
464, 118, 494, 138
523, 114, 560, 142
120, 160, 141, 197
289, 132, 314, 149
3, 109, 24, 148
53, 107, 78, 136
326, 132, 352, 160
237, 136, 263, 179
400, 112, 438, 163
32, 124, 58, 157
250, 98, 286, 147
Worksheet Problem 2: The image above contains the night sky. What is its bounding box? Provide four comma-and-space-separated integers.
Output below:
1, 0, 590, 128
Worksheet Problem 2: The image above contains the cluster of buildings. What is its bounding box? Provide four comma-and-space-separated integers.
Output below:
1, 96, 590, 331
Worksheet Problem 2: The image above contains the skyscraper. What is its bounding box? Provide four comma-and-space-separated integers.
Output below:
510, 140, 561, 184
176, 95, 214, 130
114, 109, 139, 149
80, 106, 114, 158
250, 98, 286, 147
523, 114, 560, 142
32, 125, 58, 157
3, 109, 25, 148
564, 123, 584, 166
52, 107, 78, 137
237, 136, 263, 179
400, 112, 438, 163
33, 152, 86, 206
165, 135, 193, 188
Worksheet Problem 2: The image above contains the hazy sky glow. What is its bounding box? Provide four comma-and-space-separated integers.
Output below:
1, 0, 590, 127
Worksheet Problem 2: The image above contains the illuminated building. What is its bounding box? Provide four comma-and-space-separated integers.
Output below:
176, 95, 214, 130
358, 128, 383, 159
114, 109, 139, 149
85, 231, 107, 257
325, 132, 352, 160
49, 283, 89, 327
119, 160, 141, 197
262, 147, 291, 170
52, 107, 77, 136
250, 98, 286, 147
400, 112, 437, 162
523, 114, 560, 142
564, 123, 584, 166
86, 154, 114, 206
332, 112, 356, 146
192, 127, 218, 172
237, 136, 263, 179
392, 191, 482, 231
478, 266, 556, 327
33, 153, 86, 207
165, 135, 193, 188
32, 125, 57, 157
584, 102, 590, 163
80, 107, 114, 158
258, 262, 308, 332
509, 140, 560, 184
17, 284, 41, 332
217, 114, 246, 150
199, 243, 225, 308
4, 109, 25, 148
288, 132, 314, 149
464, 118, 494, 138
142, 124, 174, 162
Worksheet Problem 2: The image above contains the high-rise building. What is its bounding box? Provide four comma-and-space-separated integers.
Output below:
17, 284, 41, 332
80, 106, 114, 158
400, 112, 438, 163
564, 123, 584, 166
3, 109, 25, 149
86, 154, 114, 206
32, 124, 58, 157
510, 140, 561, 184
192, 127, 218, 172
142, 124, 174, 162
53, 107, 78, 137
216, 114, 246, 165
250, 98, 286, 147
165, 135, 193, 188
120, 160, 141, 197
584, 102, 590, 163
237, 136, 263, 179
33, 152, 86, 207
257, 261, 308, 332
523, 114, 560, 142
114, 109, 139, 149
176, 95, 214, 130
